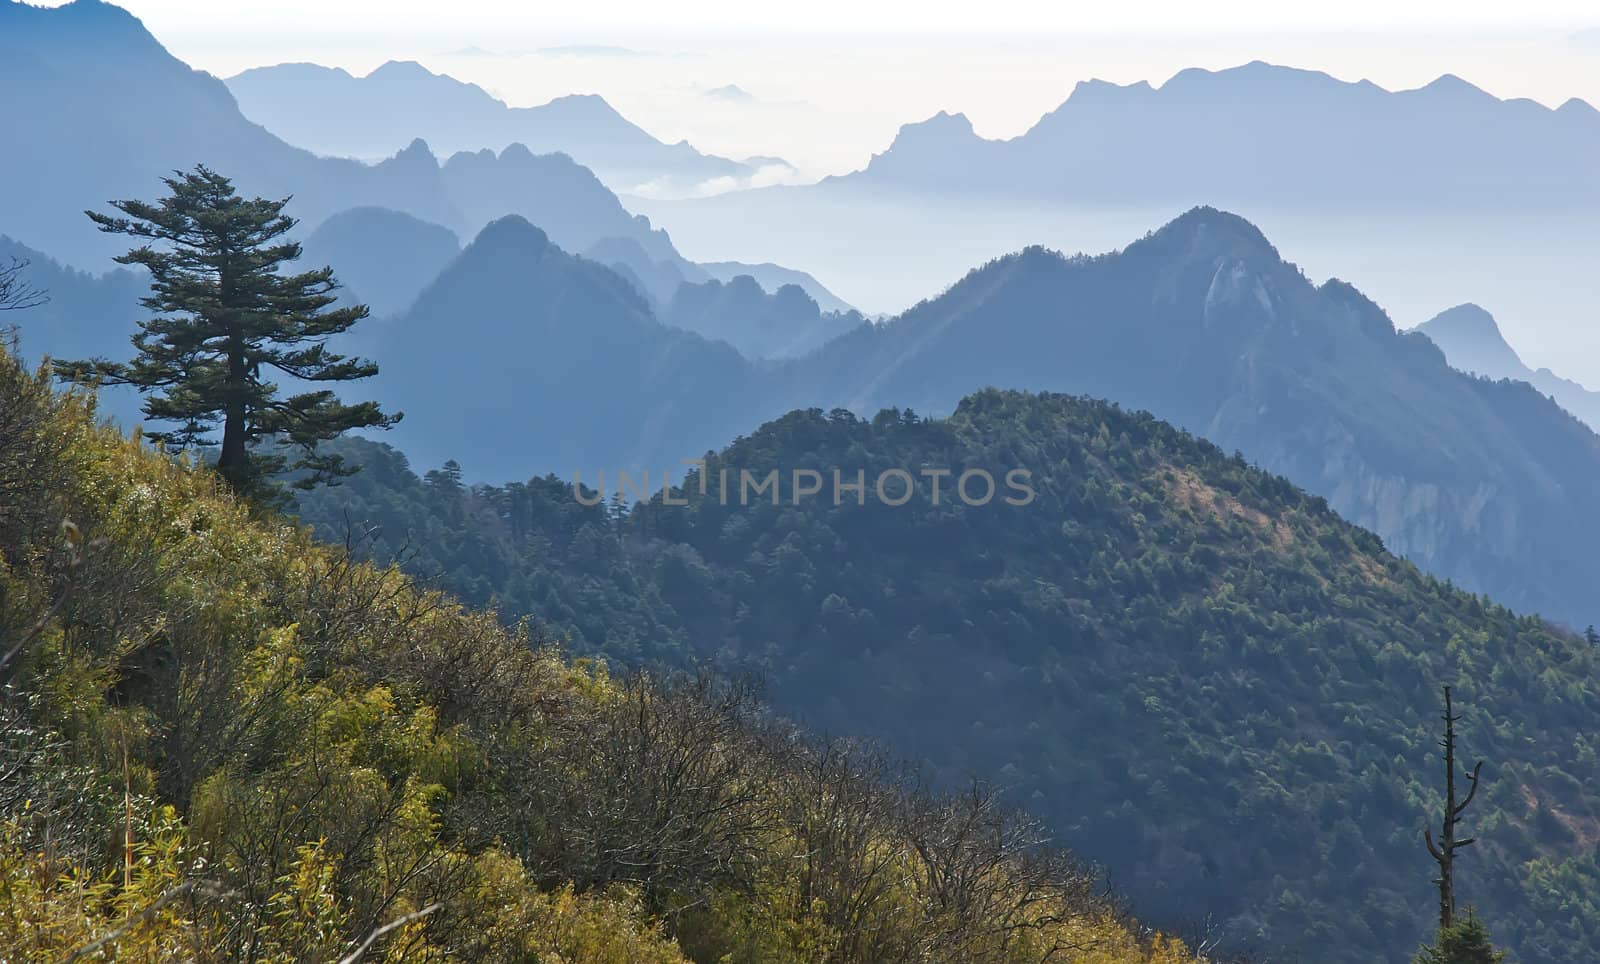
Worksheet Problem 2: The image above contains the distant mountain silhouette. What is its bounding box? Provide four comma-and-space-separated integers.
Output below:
837, 61, 1600, 206
581, 236, 710, 306
1417, 303, 1600, 430
300, 207, 461, 318
0, 0, 470, 269
368, 216, 758, 480
0, 1, 706, 280
225, 60, 794, 196
663, 275, 864, 359
579, 240, 858, 316
699, 261, 854, 313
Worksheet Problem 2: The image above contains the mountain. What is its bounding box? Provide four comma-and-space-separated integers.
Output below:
582, 236, 710, 306
314, 207, 1600, 628
0, 1, 708, 285
437, 143, 709, 274
0, 236, 144, 365
699, 260, 855, 314
225, 60, 795, 197
299, 207, 461, 317
1416, 303, 1600, 430
367, 215, 759, 481
0, 346, 1198, 963
770, 208, 1600, 628
295, 391, 1600, 964
631, 62, 1600, 340
842, 61, 1600, 207
0, 0, 466, 270
663, 274, 866, 359
0, 235, 148, 423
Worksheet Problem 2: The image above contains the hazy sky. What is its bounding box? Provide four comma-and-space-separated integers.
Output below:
51, 0, 1600, 177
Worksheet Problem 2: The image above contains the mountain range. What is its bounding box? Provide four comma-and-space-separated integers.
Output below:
662, 274, 865, 360
1415, 303, 1600, 431
294, 391, 1600, 964
0, 0, 833, 307
629, 61, 1600, 378
344, 207, 1600, 629
225, 59, 795, 197
840, 61, 1600, 207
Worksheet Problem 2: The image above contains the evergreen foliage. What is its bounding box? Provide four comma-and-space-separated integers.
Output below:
54, 166, 398, 500
1414, 912, 1507, 964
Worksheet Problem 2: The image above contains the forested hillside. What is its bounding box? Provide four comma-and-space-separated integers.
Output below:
0, 351, 1200, 961
297, 392, 1600, 964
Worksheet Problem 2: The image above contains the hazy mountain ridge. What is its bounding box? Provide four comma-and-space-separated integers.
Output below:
663, 274, 866, 360
1416, 303, 1600, 430
299, 207, 462, 317
225, 58, 795, 196
0, 1, 695, 281
367, 215, 760, 480
699, 260, 855, 313
843, 61, 1600, 207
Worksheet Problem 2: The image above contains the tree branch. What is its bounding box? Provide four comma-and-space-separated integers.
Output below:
335, 902, 442, 964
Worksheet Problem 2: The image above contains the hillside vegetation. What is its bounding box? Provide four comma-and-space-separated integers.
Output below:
297, 392, 1600, 964
0, 349, 1196, 962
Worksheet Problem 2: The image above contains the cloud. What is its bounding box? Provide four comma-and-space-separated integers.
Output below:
627, 162, 809, 200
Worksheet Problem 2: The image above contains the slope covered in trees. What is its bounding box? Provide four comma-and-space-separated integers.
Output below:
0, 348, 1197, 960
777, 208, 1600, 628
296, 393, 1600, 964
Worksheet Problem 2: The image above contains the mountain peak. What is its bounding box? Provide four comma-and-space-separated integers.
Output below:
1147, 206, 1280, 260
543, 92, 625, 116
1163, 61, 1347, 95
3, 0, 170, 60
1415, 303, 1526, 379
884, 110, 977, 149
1068, 77, 1153, 99
1558, 96, 1600, 118
369, 59, 435, 79
469, 215, 551, 254
1415, 73, 1494, 102
1422, 302, 1503, 338
385, 137, 439, 168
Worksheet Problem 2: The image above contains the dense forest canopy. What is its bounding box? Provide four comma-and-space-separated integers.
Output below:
296, 391, 1600, 964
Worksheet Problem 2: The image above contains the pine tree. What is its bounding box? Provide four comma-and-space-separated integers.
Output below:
1585, 625, 1599, 647
1414, 910, 1506, 964
55, 166, 398, 500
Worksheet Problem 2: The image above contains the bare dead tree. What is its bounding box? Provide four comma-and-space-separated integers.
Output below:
1424, 685, 1484, 929
0, 257, 47, 313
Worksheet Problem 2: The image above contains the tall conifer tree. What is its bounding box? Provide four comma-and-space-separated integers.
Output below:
57, 166, 398, 499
